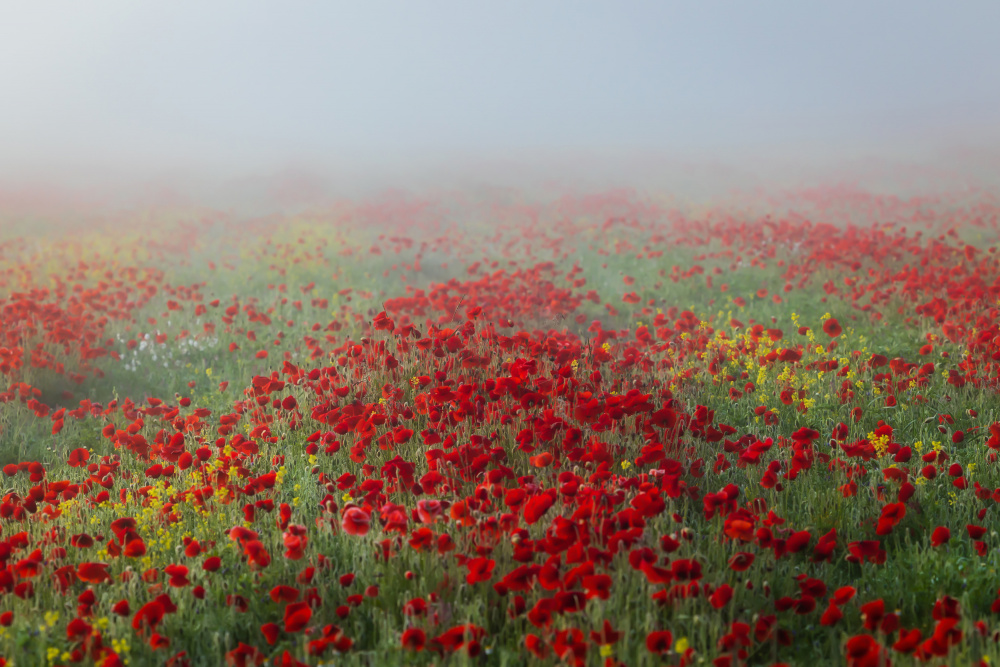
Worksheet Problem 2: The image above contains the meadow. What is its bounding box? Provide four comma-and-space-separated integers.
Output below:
1, 185, 1000, 666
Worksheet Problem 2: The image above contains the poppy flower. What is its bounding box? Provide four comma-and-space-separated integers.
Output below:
283, 532, 306, 561
154, 594, 177, 614
646, 630, 673, 654
529, 452, 554, 468
66, 617, 92, 641
893, 628, 923, 653
723, 514, 755, 542
876, 502, 906, 535
110, 517, 137, 536
822, 318, 842, 337
845, 635, 882, 666
523, 492, 556, 525
245, 540, 271, 569
224, 642, 265, 667
403, 598, 428, 617
431, 624, 485, 654
415, 499, 443, 524
525, 634, 549, 659
13, 582, 33, 599
820, 602, 843, 626
274, 651, 308, 667
931, 526, 951, 547
465, 557, 495, 584
860, 599, 885, 631
270, 585, 299, 603
72, 533, 95, 549
229, 527, 259, 546
401, 628, 426, 651
67, 448, 90, 467
78, 562, 112, 584
967, 524, 987, 539
124, 539, 147, 558
341, 508, 371, 536
728, 552, 755, 571
581, 574, 612, 600
710, 584, 734, 609
132, 600, 165, 632
260, 623, 280, 645
284, 601, 312, 632
164, 564, 190, 587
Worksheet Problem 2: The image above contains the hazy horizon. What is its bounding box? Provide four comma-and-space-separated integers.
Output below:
1, 1, 998, 209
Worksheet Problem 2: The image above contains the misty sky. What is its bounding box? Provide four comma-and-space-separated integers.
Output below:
1, 1, 998, 191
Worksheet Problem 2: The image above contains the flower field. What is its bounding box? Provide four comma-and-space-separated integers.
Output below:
4, 186, 1000, 666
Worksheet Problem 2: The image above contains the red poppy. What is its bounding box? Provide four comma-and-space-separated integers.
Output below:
284, 601, 312, 632
845, 635, 882, 666
401, 628, 426, 651
164, 564, 190, 587
431, 624, 485, 654
67, 448, 90, 467
581, 574, 612, 600
822, 318, 842, 337
72, 533, 95, 549
270, 585, 299, 603
893, 628, 922, 653
260, 623, 280, 645
132, 601, 165, 633
465, 557, 495, 585
523, 491, 557, 525
820, 602, 843, 626
525, 634, 549, 659
931, 526, 951, 547
124, 539, 147, 558
728, 552, 755, 571
275, 651, 308, 667
967, 524, 987, 539
283, 530, 307, 561
225, 643, 265, 667
245, 540, 271, 569
646, 630, 673, 654
341, 508, 371, 536
860, 599, 885, 631
78, 562, 112, 584
710, 584, 734, 609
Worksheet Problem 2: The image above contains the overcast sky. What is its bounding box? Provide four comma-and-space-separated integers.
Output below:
1, 1, 997, 199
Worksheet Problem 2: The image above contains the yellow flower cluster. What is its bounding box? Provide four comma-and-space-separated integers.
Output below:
868, 431, 891, 458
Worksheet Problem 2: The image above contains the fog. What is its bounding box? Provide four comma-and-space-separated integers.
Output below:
1, 1, 998, 210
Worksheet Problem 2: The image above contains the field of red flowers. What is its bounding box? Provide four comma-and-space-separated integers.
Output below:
2, 185, 1000, 666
